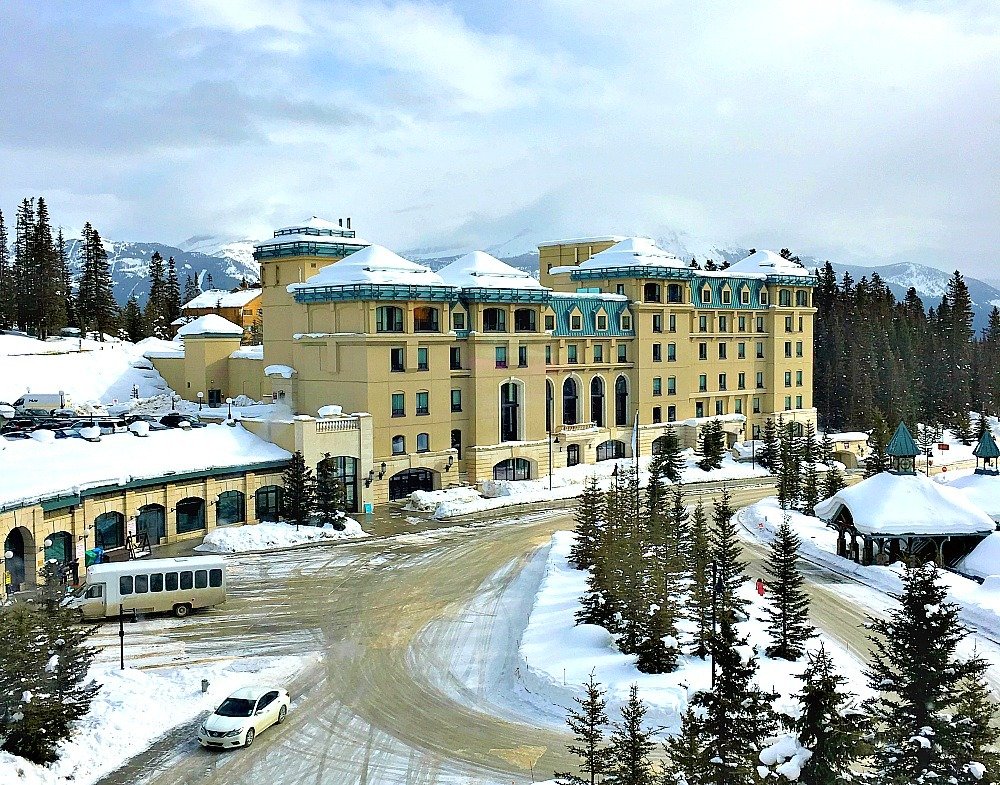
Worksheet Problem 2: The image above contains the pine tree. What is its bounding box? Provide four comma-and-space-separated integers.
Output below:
661, 426, 684, 482
776, 419, 801, 510
711, 489, 748, 623
607, 684, 655, 785
664, 706, 712, 785
56, 227, 77, 329
145, 251, 167, 338
697, 420, 725, 472
865, 562, 998, 785
165, 256, 181, 326
0, 209, 12, 329
953, 409, 974, 446
556, 672, 614, 785
183, 273, 201, 304
762, 516, 813, 659
32, 197, 66, 338
758, 418, 779, 472
822, 463, 846, 499
864, 416, 890, 478
13, 198, 36, 332
121, 293, 146, 342
205, 272, 214, 289
686, 501, 712, 658
799, 422, 820, 515
280, 451, 316, 525
666, 487, 689, 563
790, 644, 866, 785
952, 670, 1000, 783
76, 223, 116, 340
315, 454, 346, 529
571, 475, 605, 570
819, 431, 835, 467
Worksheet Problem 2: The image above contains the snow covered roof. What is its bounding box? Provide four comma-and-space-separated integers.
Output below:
264, 364, 296, 378
974, 430, 1000, 460
277, 216, 345, 233
827, 432, 869, 442
182, 289, 261, 310
886, 422, 919, 457
230, 345, 263, 360
955, 531, 1000, 578
176, 314, 245, 338
287, 245, 454, 291
813, 472, 996, 536
0, 424, 290, 512
255, 216, 369, 250
577, 237, 687, 271
938, 472, 1000, 522
537, 235, 627, 248
727, 249, 812, 279
437, 251, 546, 291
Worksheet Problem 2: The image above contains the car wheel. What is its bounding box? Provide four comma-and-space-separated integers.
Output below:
244, 727, 255, 747
173, 603, 191, 618
277, 705, 287, 724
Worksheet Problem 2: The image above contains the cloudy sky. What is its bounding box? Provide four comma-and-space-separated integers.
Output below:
1, 0, 997, 272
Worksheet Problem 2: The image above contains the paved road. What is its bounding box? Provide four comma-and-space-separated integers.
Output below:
95, 485, 880, 785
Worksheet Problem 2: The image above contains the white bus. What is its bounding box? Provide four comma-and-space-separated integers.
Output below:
68, 556, 226, 620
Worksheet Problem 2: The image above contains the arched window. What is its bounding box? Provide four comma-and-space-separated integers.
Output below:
513, 308, 537, 332
563, 378, 579, 426
567, 444, 581, 466
216, 490, 246, 526
392, 435, 406, 454
416, 432, 430, 452
413, 306, 439, 332
796, 290, 809, 307
501, 382, 521, 442
44, 531, 73, 564
136, 504, 166, 544
596, 440, 627, 461
318, 455, 360, 512
615, 375, 629, 426
493, 458, 532, 481
95, 511, 125, 550
176, 497, 206, 534
590, 376, 605, 427
779, 289, 792, 307
255, 486, 282, 521
667, 283, 683, 303
376, 306, 404, 333
643, 283, 661, 303
651, 435, 668, 455
389, 469, 436, 500
482, 307, 506, 332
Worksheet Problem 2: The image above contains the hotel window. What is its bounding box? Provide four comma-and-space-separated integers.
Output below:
738, 372, 746, 390
738, 342, 746, 359
756, 372, 764, 389
756, 342, 764, 359
653, 343, 662, 362
567, 345, 579, 364
621, 314, 632, 330
798, 316, 804, 332
796, 290, 809, 307
740, 289, 750, 305
668, 283, 683, 303
701, 287, 711, 304
738, 316, 746, 332
668, 314, 676, 332
784, 371, 792, 387
416, 432, 430, 453
696, 401, 705, 417
698, 342, 708, 360
616, 284, 626, 295
391, 393, 405, 418
391, 435, 405, 454
452, 311, 466, 330
416, 391, 430, 415
644, 283, 662, 303
571, 314, 582, 330
518, 345, 528, 367
450, 347, 462, 370
796, 395, 803, 408
796, 370, 803, 386
451, 389, 462, 412
653, 377, 662, 396
617, 344, 628, 362
667, 343, 676, 361
667, 405, 677, 422
417, 347, 428, 371
785, 316, 793, 332
760, 290, 768, 305
699, 315, 708, 332
718, 373, 727, 391
514, 309, 537, 332
785, 396, 792, 411
652, 406, 662, 423
721, 289, 732, 304
796, 341, 803, 357
545, 345, 552, 364
495, 346, 508, 368
735, 398, 743, 414
719, 315, 728, 331
715, 400, 724, 415
544, 314, 555, 330
784, 341, 792, 358
593, 344, 604, 363
699, 374, 707, 392
376, 306, 404, 333
483, 307, 506, 332
413, 306, 440, 333
596, 314, 608, 330
756, 316, 765, 332
390, 347, 405, 372
719, 343, 727, 360
667, 376, 676, 395
753, 397, 761, 414
652, 314, 663, 333
779, 289, 792, 307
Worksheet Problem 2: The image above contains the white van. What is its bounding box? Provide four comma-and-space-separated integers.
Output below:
68, 556, 226, 620
14, 392, 69, 414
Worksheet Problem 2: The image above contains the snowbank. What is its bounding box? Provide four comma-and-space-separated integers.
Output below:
194, 519, 367, 553
0, 654, 314, 785
956, 533, 1000, 579
936, 470, 1000, 521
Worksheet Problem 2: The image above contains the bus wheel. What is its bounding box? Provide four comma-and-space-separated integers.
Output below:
173, 603, 191, 618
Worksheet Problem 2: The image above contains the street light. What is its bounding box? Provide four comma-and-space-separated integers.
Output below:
226, 397, 233, 419
197, 392, 204, 411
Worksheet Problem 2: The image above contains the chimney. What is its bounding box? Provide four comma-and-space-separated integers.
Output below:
346, 217, 351, 229
338, 218, 343, 227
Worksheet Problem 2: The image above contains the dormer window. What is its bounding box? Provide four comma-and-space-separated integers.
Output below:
700, 286, 712, 304
621, 313, 632, 331
721, 287, 732, 304
544, 313, 555, 331
740, 288, 750, 305
452, 311, 466, 330
596, 314, 608, 330
570, 313, 582, 331
760, 290, 769, 305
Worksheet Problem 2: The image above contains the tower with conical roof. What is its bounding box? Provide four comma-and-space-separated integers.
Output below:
973, 428, 1000, 475
886, 421, 919, 475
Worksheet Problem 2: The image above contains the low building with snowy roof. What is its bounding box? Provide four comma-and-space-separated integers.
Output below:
181, 287, 262, 342
814, 423, 995, 566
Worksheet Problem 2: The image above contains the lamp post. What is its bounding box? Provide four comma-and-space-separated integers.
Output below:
226, 397, 233, 419
197, 391, 204, 411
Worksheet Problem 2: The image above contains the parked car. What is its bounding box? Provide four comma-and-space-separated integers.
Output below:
160, 413, 207, 429
198, 687, 290, 749
124, 414, 168, 431
66, 418, 128, 435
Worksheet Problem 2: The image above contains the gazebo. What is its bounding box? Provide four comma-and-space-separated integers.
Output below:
973, 429, 1000, 476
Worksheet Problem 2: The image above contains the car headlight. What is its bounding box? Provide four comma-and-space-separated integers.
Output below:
199, 724, 207, 734
223, 728, 243, 737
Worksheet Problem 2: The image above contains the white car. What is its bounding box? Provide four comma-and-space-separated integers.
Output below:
198, 687, 290, 749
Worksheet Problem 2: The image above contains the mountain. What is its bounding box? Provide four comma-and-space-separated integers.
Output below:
64, 238, 260, 306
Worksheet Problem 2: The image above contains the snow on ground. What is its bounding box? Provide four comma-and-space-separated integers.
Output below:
194, 519, 367, 553
416, 451, 771, 519
956, 533, 1000, 580
519, 531, 867, 736
0, 423, 290, 510
935, 468, 1000, 521
0, 653, 314, 785
0, 335, 171, 406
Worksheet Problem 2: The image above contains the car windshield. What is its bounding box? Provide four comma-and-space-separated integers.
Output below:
215, 698, 255, 717
72, 584, 89, 598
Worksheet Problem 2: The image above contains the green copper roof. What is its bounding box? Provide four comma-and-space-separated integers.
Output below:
974, 429, 1000, 460
886, 422, 919, 457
